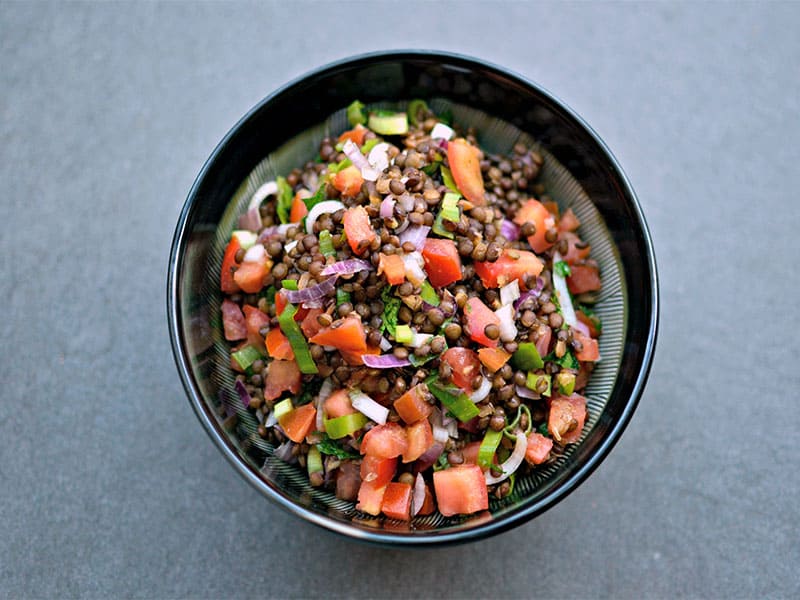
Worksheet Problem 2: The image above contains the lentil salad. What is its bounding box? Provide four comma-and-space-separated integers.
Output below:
219, 100, 603, 520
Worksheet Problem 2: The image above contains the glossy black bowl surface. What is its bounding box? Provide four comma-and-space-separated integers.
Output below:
167, 50, 658, 546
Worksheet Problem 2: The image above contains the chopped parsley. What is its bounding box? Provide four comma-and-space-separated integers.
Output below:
554, 260, 572, 278
380, 286, 401, 337
316, 434, 360, 460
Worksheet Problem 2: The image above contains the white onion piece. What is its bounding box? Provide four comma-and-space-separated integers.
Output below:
349, 390, 389, 425
409, 332, 433, 348
314, 395, 325, 432
432, 424, 450, 444
552, 251, 579, 328
249, 180, 278, 210
361, 166, 380, 182
499, 279, 520, 306
285, 240, 299, 254
397, 192, 415, 212
243, 243, 266, 263
264, 410, 277, 428
445, 419, 458, 439
470, 376, 493, 403
342, 139, 370, 170
485, 431, 528, 485
430, 122, 455, 141
495, 304, 518, 343
403, 252, 427, 286
367, 142, 391, 173
232, 230, 257, 249
379, 336, 392, 351
276, 223, 294, 235
305, 200, 346, 234
411, 473, 426, 517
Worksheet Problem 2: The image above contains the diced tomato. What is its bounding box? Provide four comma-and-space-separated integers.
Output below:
535, 323, 552, 358
513, 199, 556, 253
309, 315, 367, 354
265, 327, 294, 360
336, 460, 361, 501
263, 358, 302, 402
338, 124, 367, 146
221, 299, 247, 341
360, 422, 408, 459
548, 394, 587, 444
447, 138, 485, 206
525, 432, 554, 465
233, 260, 269, 294
324, 389, 357, 419
242, 305, 269, 351
460, 441, 482, 466
342, 205, 376, 255
474, 249, 543, 289
289, 192, 308, 223
278, 403, 316, 443
356, 479, 388, 516
560, 231, 591, 265
275, 290, 287, 316
477, 347, 511, 373
542, 200, 560, 219
393, 384, 432, 424
403, 419, 433, 463
381, 482, 413, 521
567, 264, 602, 295
421, 238, 462, 288
299, 308, 324, 339
220, 237, 242, 294
378, 253, 406, 285
463, 297, 500, 348
360, 455, 397, 487
339, 343, 380, 366
417, 482, 436, 516
333, 165, 365, 198
441, 347, 482, 391
574, 330, 600, 362
576, 309, 601, 338
558, 208, 580, 232
433, 464, 489, 516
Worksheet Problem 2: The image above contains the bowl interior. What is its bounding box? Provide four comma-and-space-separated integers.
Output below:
168, 52, 657, 545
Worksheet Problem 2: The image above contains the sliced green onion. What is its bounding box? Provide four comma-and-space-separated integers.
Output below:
324, 412, 369, 439
273, 398, 293, 423
556, 371, 576, 396
526, 372, 552, 397
278, 303, 319, 374
361, 137, 381, 154
395, 324, 413, 344
512, 342, 544, 371
420, 281, 440, 306
407, 99, 429, 125
336, 288, 351, 306
346, 100, 366, 126
432, 211, 455, 239
427, 381, 480, 423
307, 446, 323, 475
478, 429, 503, 469
281, 279, 298, 291
440, 166, 459, 194
440, 192, 461, 223
368, 112, 408, 135
319, 230, 335, 257
327, 157, 352, 174
231, 345, 263, 371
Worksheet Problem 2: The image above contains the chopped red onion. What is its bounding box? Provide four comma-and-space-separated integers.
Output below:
485, 431, 527, 485
379, 336, 392, 351
238, 206, 262, 232
469, 377, 492, 403
397, 192, 416, 212
402, 252, 427, 286
380, 196, 396, 219
432, 424, 450, 444
514, 277, 545, 311
284, 276, 337, 304
515, 385, 538, 400
256, 223, 293, 244
411, 473, 426, 517
409, 332, 433, 348
362, 354, 412, 368
320, 259, 372, 276
315, 378, 335, 432
367, 142, 391, 173
342, 139, 370, 170
349, 390, 389, 425
500, 280, 520, 306
302, 299, 324, 310
414, 442, 445, 472
273, 441, 296, 463
500, 219, 521, 241
399, 225, 431, 247
305, 200, 346, 235
243, 244, 267, 263
572, 319, 591, 337
234, 380, 251, 408
495, 304, 517, 343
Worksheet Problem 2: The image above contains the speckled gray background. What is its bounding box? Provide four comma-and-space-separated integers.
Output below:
2, 2, 799, 598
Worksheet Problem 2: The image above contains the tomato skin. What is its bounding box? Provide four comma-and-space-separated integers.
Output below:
309, 315, 368, 354
333, 165, 364, 198
265, 327, 293, 360
343, 205, 376, 255
474, 249, 543, 289
548, 394, 587, 444
448, 138, 485, 206
221, 299, 247, 341
242, 305, 269, 351
460, 441, 482, 466
514, 199, 556, 253
525, 432, 554, 465
338, 124, 367, 146
360, 423, 408, 459
233, 261, 269, 294
360, 455, 397, 487
299, 308, 324, 339
381, 482, 413, 521
421, 239, 462, 288
356, 480, 388, 516
477, 347, 511, 373
558, 208, 581, 232
402, 419, 434, 463
289, 192, 308, 223
463, 297, 500, 348
393, 384, 432, 424
263, 359, 302, 401
441, 347, 482, 391
324, 389, 357, 419
220, 238, 242, 293
378, 253, 406, 285
278, 403, 316, 443
433, 464, 489, 516
567, 264, 602, 295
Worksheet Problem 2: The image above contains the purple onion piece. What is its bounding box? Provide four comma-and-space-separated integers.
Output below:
500, 219, 520, 241
320, 259, 373, 277
342, 139, 370, 170
284, 276, 338, 304
234, 380, 252, 408
361, 354, 412, 368
414, 442, 445, 473
513, 277, 545, 312
380, 196, 396, 219
273, 441, 295, 463
515, 385, 538, 400
238, 206, 262, 232
399, 224, 430, 247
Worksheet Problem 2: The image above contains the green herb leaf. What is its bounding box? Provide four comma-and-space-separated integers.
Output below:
433, 451, 450, 471
380, 286, 401, 337
303, 185, 327, 212
554, 261, 572, 278
276, 176, 294, 224
537, 422, 549, 437
316, 434, 360, 460
543, 349, 579, 370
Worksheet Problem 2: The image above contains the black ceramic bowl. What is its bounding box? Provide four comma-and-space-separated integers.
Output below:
167, 51, 658, 546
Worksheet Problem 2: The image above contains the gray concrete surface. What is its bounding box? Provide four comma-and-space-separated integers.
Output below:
2, 1, 799, 598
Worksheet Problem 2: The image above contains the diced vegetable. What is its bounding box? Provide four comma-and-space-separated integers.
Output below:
393, 384, 432, 424
381, 482, 413, 520
403, 419, 434, 463
275, 176, 294, 225
332, 165, 364, 197
263, 358, 302, 402
290, 192, 309, 223
513, 199, 556, 253
231, 345, 262, 372
349, 390, 389, 425
548, 394, 587, 444
356, 479, 388, 516
318, 230, 335, 257
474, 249, 543, 289
242, 305, 269, 351
342, 206, 376, 255
433, 464, 489, 516
265, 327, 294, 360
421, 238, 462, 288
360, 422, 408, 459
556, 371, 577, 395
440, 348, 481, 392
231, 230, 257, 249
558, 208, 581, 232
368, 111, 408, 135
220, 237, 242, 293
419, 281, 440, 306
573, 330, 600, 362
511, 342, 544, 371
407, 99, 429, 125
323, 389, 356, 418
346, 100, 366, 126
394, 324, 412, 344
299, 308, 324, 339
477, 347, 511, 373
567, 264, 602, 294
277, 303, 318, 374
233, 260, 270, 294
360, 455, 397, 487
427, 381, 480, 423
525, 432, 554, 464
576, 307, 602, 337
484, 430, 527, 485
447, 138, 485, 206
378, 253, 406, 285
463, 297, 501, 348
307, 446, 323, 475
278, 403, 317, 443
324, 412, 368, 439
525, 372, 551, 397
338, 123, 367, 146
560, 231, 591, 264
309, 315, 367, 353
221, 299, 247, 341
439, 192, 460, 223
477, 429, 503, 470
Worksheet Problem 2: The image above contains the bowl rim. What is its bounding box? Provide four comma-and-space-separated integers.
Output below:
167, 49, 659, 547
